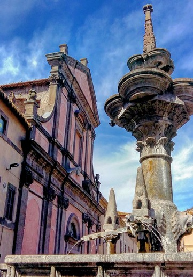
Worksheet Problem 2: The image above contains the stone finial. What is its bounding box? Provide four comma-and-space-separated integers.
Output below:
103, 188, 119, 231
24, 89, 38, 121
59, 44, 68, 55
8, 92, 16, 103
80, 58, 88, 67
28, 89, 37, 101
143, 4, 156, 53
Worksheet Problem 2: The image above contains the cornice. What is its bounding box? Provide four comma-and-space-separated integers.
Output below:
61, 56, 100, 128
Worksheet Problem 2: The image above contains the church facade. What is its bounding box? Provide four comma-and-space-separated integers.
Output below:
0, 44, 105, 260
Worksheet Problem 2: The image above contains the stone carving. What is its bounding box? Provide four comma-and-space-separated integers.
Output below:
143, 4, 156, 53
23, 166, 33, 187
43, 187, 56, 202
172, 211, 193, 241
103, 188, 119, 232
24, 89, 38, 121
57, 195, 69, 209
136, 136, 174, 161
8, 92, 16, 103
82, 212, 90, 224
132, 166, 149, 218
104, 3, 193, 253
28, 89, 37, 100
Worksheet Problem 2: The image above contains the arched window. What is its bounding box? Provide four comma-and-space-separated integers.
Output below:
107, 216, 112, 224
70, 223, 77, 239
64, 214, 81, 254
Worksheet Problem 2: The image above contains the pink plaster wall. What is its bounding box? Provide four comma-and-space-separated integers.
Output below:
57, 93, 67, 146
86, 131, 92, 176
70, 170, 83, 186
90, 224, 97, 254
49, 205, 57, 254
69, 107, 75, 154
35, 129, 49, 152
57, 150, 62, 165
74, 131, 81, 164
21, 196, 41, 254
82, 132, 87, 170
74, 68, 93, 112
42, 115, 54, 134
30, 181, 43, 198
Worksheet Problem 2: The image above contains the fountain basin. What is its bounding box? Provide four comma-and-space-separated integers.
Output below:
118, 68, 172, 101
4, 252, 193, 277
127, 48, 174, 75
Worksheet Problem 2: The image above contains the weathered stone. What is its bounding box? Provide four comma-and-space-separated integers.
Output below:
104, 3, 193, 254
103, 188, 119, 232
4, 252, 193, 277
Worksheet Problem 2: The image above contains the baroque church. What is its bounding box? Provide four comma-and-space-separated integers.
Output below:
0, 43, 136, 264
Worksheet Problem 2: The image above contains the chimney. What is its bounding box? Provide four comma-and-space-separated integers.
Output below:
59, 44, 68, 55
80, 58, 88, 67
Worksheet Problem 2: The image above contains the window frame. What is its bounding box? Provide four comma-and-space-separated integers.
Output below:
4, 183, 16, 221
73, 127, 83, 168
0, 109, 9, 138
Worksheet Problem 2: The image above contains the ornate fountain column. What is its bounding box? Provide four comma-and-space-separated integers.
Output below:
104, 4, 193, 253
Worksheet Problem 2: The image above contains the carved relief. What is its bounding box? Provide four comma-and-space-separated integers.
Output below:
27, 89, 37, 101
136, 136, 174, 160
172, 211, 193, 241
58, 195, 69, 209
132, 166, 149, 217
43, 187, 56, 202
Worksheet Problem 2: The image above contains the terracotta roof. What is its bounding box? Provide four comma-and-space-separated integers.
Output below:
0, 78, 49, 89
118, 211, 130, 216
0, 88, 31, 129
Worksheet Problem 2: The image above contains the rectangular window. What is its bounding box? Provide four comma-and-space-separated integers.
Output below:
0, 110, 8, 137
0, 115, 7, 134
4, 183, 16, 221
78, 135, 83, 167
74, 130, 83, 167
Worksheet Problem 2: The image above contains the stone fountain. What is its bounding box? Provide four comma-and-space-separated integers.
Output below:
104, 4, 193, 254
4, 4, 193, 277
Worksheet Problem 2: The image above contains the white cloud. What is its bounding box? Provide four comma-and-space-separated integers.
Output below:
172, 145, 193, 181
0, 39, 46, 84
94, 140, 140, 212
95, 132, 193, 212
0, 22, 72, 84
0, 49, 19, 76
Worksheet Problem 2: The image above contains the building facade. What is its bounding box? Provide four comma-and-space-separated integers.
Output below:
0, 44, 105, 260
0, 90, 30, 262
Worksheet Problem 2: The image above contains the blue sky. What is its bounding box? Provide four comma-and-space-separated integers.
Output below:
0, 0, 192, 212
